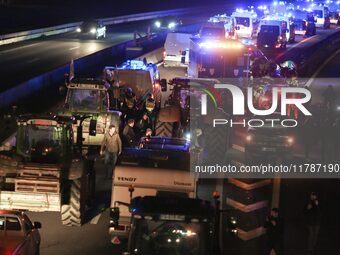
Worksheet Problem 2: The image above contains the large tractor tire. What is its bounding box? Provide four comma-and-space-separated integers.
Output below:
155, 119, 174, 137
61, 179, 84, 227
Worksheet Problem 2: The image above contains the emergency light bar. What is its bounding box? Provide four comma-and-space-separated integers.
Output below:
198, 41, 244, 49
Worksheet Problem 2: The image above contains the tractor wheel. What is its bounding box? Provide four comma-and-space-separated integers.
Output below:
155, 119, 174, 137
61, 179, 84, 227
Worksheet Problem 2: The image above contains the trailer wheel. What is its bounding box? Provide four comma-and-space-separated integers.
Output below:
155, 119, 174, 137
61, 179, 83, 227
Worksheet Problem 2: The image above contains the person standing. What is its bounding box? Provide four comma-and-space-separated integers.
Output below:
264, 208, 284, 255
123, 119, 136, 147
137, 113, 152, 137
100, 124, 122, 179
305, 192, 321, 255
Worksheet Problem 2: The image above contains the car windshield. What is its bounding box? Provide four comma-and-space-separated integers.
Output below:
17, 123, 63, 159
68, 88, 101, 112
200, 27, 224, 38
235, 17, 250, 27
0, 216, 22, 231
81, 21, 97, 29
129, 219, 209, 255
260, 25, 280, 35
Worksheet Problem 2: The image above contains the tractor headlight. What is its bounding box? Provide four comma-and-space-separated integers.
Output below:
155, 21, 161, 28
168, 22, 176, 29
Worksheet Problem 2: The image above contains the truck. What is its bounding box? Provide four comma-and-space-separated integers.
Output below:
117, 196, 223, 255
103, 60, 162, 109
0, 115, 95, 227
163, 32, 192, 68
109, 137, 195, 244
198, 22, 226, 40
231, 9, 258, 39
188, 38, 251, 80
256, 16, 295, 50
109, 138, 237, 254
208, 14, 236, 39
313, 5, 331, 28
60, 78, 121, 151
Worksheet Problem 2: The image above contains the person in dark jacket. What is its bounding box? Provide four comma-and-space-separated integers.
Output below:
123, 119, 136, 147
264, 208, 284, 255
137, 113, 152, 137
305, 192, 321, 255
100, 124, 122, 178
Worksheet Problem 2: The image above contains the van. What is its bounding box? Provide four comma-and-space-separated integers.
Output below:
231, 10, 258, 39
313, 6, 331, 28
163, 32, 192, 67
257, 17, 295, 49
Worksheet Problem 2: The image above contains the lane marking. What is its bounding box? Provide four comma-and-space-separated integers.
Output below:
69, 46, 80, 51
0, 42, 42, 54
26, 58, 39, 63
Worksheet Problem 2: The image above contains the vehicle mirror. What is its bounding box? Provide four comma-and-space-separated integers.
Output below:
110, 207, 120, 227
89, 119, 97, 136
76, 125, 83, 147
34, 221, 42, 229
160, 79, 167, 92
236, 26, 240, 30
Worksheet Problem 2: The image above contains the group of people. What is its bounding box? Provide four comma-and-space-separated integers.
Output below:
100, 113, 154, 179
265, 192, 321, 255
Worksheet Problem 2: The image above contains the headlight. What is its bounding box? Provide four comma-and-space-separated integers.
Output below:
90, 28, 96, 34
287, 136, 294, 145
76, 27, 81, 32
185, 133, 191, 141
246, 134, 253, 142
168, 22, 176, 29
155, 21, 161, 28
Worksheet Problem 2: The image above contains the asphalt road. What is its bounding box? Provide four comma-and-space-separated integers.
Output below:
0, 14, 211, 93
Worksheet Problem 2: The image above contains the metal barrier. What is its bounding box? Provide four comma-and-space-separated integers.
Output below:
0, 6, 206, 46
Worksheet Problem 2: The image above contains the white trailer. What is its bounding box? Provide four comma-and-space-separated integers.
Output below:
163, 32, 192, 67
109, 141, 195, 243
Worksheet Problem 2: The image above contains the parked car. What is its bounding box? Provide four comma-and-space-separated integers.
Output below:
0, 210, 41, 255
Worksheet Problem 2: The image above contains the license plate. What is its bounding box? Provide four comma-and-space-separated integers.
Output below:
262, 147, 276, 152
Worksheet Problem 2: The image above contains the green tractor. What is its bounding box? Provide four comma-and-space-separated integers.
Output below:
0, 115, 95, 226
59, 79, 121, 152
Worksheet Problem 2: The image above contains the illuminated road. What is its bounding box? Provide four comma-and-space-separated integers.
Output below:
0, 14, 211, 93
